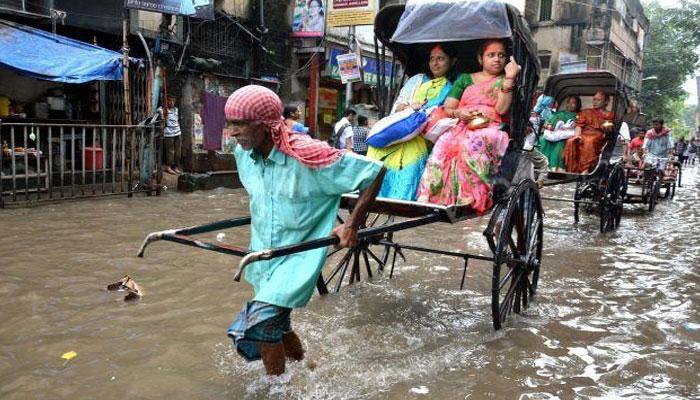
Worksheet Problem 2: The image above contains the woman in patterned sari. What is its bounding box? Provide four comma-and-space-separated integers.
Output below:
367, 43, 458, 200
416, 39, 521, 212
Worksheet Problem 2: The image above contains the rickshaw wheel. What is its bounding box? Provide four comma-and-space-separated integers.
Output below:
648, 177, 660, 212
491, 179, 543, 330
316, 212, 395, 295
599, 164, 625, 233
573, 180, 582, 224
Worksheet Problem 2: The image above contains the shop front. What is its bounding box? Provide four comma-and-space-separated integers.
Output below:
0, 19, 157, 207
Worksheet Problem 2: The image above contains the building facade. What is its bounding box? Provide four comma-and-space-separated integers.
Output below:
524, 0, 648, 94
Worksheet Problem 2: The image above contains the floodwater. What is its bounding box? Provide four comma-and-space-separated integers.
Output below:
1, 167, 699, 400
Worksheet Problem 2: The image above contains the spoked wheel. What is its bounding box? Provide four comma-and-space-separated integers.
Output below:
573, 180, 582, 224
316, 212, 395, 295
599, 164, 625, 233
670, 181, 676, 199
489, 180, 543, 330
648, 177, 660, 212
662, 181, 675, 199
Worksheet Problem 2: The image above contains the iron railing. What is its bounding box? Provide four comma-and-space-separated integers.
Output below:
0, 121, 162, 207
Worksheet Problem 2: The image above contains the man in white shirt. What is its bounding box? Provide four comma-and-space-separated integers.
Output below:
333, 108, 356, 149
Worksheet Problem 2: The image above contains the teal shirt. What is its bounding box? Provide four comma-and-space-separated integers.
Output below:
234, 145, 383, 308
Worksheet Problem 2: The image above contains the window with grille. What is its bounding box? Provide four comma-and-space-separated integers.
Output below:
539, 0, 553, 21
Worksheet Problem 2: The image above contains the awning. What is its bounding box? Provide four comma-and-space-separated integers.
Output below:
0, 19, 125, 83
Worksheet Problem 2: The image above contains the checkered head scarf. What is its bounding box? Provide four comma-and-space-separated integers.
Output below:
224, 85, 343, 168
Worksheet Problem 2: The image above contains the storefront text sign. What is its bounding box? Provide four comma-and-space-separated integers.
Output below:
327, 0, 377, 27
125, 0, 214, 19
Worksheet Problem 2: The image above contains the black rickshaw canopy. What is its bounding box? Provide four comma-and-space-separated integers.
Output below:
374, 1, 540, 77
544, 70, 627, 105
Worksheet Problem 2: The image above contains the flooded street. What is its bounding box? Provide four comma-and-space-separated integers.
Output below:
2, 166, 699, 400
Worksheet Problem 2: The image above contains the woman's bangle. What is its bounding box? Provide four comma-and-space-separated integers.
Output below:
500, 85, 515, 94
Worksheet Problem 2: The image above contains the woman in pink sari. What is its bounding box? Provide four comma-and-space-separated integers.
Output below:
417, 39, 521, 212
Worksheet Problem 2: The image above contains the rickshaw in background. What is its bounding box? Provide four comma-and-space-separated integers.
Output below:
138, 1, 543, 330
537, 71, 628, 233
661, 154, 680, 199
623, 150, 678, 211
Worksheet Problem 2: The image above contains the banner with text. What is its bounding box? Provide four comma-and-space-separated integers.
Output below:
327, 0, 377, 28
124, 0, 214, 19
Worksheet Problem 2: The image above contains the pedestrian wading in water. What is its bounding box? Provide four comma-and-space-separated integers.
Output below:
224, 85, 385, 375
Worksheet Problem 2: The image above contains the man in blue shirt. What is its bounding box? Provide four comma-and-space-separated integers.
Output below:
224, 85, 385, 375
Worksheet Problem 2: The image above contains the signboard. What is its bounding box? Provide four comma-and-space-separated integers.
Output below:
323, 113, 333, 124
337, 53, 362, 84
291, 0, 326, 38
328, 47, 393, 87
124, 0, 214, 19
319, 88, 338, 109
327, 0, 377, 28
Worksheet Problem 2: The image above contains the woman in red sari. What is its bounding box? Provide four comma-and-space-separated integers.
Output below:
416, 40, 521, 212
563, 90, 615, 173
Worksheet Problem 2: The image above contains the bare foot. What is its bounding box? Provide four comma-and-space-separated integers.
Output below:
163, 166, 176, 175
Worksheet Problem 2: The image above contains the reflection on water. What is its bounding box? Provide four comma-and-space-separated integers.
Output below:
1, 167, 699, 399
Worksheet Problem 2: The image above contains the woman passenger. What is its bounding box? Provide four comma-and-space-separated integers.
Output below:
538, 96, 581, 172
416, 39, 521, 212
367, 43, 459, 201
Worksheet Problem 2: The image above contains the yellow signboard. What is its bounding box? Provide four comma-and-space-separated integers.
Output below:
327, 0, 377, 28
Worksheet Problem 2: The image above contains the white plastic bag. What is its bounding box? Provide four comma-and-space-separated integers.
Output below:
543, 119, 575, 142
423, 117, 458, 143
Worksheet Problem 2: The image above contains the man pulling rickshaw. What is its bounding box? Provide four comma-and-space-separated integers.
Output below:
223, 85, 385, 375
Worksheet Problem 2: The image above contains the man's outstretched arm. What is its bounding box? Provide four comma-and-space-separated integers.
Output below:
332, 167, 386, 248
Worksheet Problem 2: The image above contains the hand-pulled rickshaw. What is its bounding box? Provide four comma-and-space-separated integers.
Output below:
661, 155, 681, 199
537, 71, 629, 233
623, 150, 678, 211
137, 1, 543, 330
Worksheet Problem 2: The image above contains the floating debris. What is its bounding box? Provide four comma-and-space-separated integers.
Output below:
61, 350, 77, 365
107, 275, 143, 301
409, 386, 430, 395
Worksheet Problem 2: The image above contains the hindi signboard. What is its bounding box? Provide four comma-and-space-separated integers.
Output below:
327, 0, 377, 28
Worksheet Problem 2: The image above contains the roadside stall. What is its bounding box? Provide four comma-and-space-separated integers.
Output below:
0, 19, 157, 207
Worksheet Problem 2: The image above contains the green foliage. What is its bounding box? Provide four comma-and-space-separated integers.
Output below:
665, 102, 697, 139
641, 1, 700, 121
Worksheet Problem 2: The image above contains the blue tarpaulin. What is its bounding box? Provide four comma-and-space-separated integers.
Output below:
0, 19, 125, 83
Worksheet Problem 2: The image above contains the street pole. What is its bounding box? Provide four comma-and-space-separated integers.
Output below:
122, 10, 132, 126
308, 53, 319, 138
345, 25, 355, 109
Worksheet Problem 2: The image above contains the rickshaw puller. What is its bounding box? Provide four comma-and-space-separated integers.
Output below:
224, 85, 385, 376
